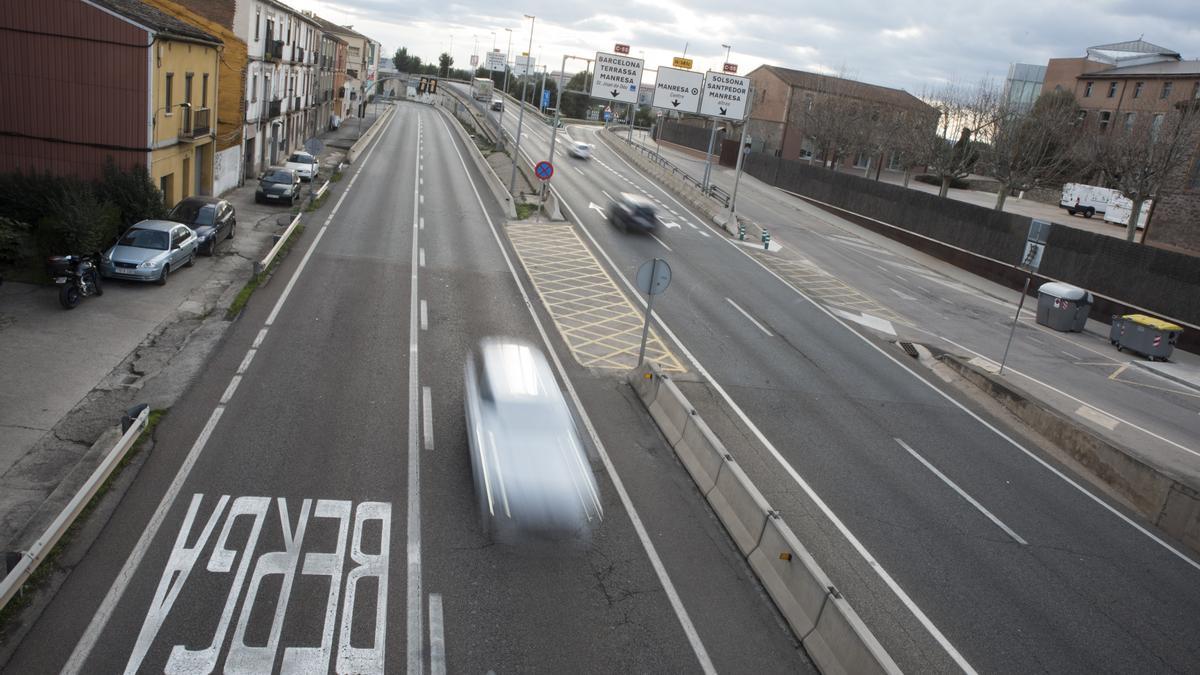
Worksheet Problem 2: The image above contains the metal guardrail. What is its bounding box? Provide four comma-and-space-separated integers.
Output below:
613, 132, 731, 208
0, 406, 150, 611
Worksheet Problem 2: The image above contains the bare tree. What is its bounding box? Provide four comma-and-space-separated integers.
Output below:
1085, 100, 1200, 241
985, 89, 1082, 210
885, 108, 939, 186
920, 80, 1002, 197
801, 70, 870, 172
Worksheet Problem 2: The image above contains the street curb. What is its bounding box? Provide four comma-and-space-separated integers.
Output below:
940, 353, 1200, 555
433, 101, 518, 220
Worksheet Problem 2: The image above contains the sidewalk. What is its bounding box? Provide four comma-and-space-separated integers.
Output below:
0, 108, 386, 556
608, 127, 1200, 546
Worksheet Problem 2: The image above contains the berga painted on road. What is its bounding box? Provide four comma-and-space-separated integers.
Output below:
628, 362, 900, 675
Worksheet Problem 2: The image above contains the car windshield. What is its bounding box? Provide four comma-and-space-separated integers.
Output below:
288, 153, 313, 164
168, 202, 216, 226
119, 228, 168, 251
262, 171, 293, 184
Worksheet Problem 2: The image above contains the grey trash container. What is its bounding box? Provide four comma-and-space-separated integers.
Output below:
1109, 314, 1182, 361
1036, 282, 1093, 332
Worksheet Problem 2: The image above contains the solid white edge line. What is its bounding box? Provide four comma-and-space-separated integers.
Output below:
724, 297, 773, 337
436, 112, 717, 675
407, 114, 424, 675
581, 128, 977, 673
422, 386, 434, 451
599, 130, 1200, 575
62, 97, 400, 675
429, 593, 445, 675
894, 438, 1028, 545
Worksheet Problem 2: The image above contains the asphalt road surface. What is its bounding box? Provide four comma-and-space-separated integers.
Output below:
475, 88, 1200, 673
4, 102, 809, 673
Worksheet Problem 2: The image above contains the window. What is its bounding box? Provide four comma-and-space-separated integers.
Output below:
1084, 82, 1093, 97
1076, 110, 1088, 125
251, 74, 258, 102
164, 72, 174, 111
1107, 81, 1118, 98
255, 10, 260, 40
184, 73, 193, 104
1151, 113, 1164, 140
853, 151, 870, 168
1162, 81, 1173, 99
202, 74, 209, 107
1133, 81, 1143, 98
1123, 112, 1136, 131
1098, 110, 1111, 131
1194, 81, 1200, 99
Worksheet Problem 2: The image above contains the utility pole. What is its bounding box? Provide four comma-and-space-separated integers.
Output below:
501, 29, 513, 98
508, 15, 535, 195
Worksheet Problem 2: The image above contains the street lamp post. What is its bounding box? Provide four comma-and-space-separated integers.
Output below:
703, 44, 733, 191
547, 54, 591, 186
508, 15, 535, 195
501, 29, 513, 99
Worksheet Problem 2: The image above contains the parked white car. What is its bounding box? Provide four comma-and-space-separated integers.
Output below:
284, 151, 318, 182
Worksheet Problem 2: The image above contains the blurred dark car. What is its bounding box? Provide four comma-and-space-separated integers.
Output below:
606, 192, 659, 232
256, 168, 301, 205
464, 337, 603, 541
166, 196, 235, 255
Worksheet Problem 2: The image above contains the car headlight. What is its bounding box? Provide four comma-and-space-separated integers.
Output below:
139, 260, 158, 269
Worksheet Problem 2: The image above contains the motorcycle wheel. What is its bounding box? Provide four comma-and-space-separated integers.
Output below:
59, 283, 81, 309
91, 271, 103, 296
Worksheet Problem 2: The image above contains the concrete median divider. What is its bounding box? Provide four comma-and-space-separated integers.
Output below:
346, 103, 396, 164
433, 102, 517, 220
626, 361, 901, 675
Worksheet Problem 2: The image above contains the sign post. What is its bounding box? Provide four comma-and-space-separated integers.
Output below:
698, 71, 751, 191
635, 258, 672, 366
999, 219, 1052, 375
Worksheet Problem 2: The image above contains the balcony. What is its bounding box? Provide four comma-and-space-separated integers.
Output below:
178, 107, 211, 139
346, 68, 359, 80
268, 99, 282, 118
294, 96, 301, 111
265, 39, 283, 61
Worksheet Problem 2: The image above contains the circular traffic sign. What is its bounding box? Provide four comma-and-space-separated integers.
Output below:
534, 160, 554, 181
636, 258, 672, 296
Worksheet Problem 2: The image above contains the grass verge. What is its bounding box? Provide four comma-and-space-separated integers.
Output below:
515, 203, 539, 220
225, 223, 306, 320
0, 409, 166, 639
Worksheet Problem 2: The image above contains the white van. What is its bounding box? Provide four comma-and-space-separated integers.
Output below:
1060, 183, 1121, 218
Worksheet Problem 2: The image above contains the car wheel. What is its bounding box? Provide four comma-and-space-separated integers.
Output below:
157, 264, 170, 286
1084, 208, 1094, 218
185, 251, 196, 267
228, 220, 236, 239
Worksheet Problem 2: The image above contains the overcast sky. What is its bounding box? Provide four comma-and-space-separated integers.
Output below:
287, 0, 1200, 93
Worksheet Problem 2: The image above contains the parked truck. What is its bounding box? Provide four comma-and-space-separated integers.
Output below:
472, 77, 494, 102
1103, 195, 1151, 230
1060, 183, 1120, 218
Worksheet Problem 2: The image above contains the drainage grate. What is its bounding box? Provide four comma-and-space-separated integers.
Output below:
899, 342, 919, 358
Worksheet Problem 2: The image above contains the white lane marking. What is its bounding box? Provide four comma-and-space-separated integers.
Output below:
438, 113, 716, 674
686, 222, 698, 230
219, 375, 242, 405
575, 167, 585, 175
601, 189, 614, 202
588, 202, 606, 217
831, 308, 897, 337
419, 194, 424, 205
265, 226, 327, 327
891, 287, 918, 302
422, 386, 434, 451
648, 233, 673, 252
1076, 404, 1120, 431
661, 220, 682, 229
725, 297, 773, 337
407, 115, 424, 675
1062, 350, 1082, 361
420, 300, 428, 331
64, 97, 402, 675
578, 137, 976, 672
420, 177, 424, 186
420, 247, 426, 267
253, 328, 269, 349
237, 349, 256, 375
895, 439, 1028, 545
420, 216, 425, 230
429, 594, 446, 675
698, 230, 711, 238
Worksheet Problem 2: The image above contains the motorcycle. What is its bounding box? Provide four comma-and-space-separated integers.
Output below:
46, 253, 103, 309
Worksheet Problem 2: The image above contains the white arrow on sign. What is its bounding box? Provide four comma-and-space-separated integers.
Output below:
590, 52, 644, 104
651, 66, 704, 114
588, 202, 606, 217
699, 71, 751, 120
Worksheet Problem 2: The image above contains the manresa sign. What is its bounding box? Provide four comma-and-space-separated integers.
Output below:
591, 52, 644, 104
651, 66, 703, 113
700, 71, 750, 119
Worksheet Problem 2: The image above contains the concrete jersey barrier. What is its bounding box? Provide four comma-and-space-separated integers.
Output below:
627, 362, 901, 675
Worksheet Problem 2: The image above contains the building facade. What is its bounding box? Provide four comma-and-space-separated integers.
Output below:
0, 0, 220, 206
1043, 39, 1200, 252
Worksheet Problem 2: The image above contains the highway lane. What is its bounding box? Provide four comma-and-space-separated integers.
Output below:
479, 91, 1200, 672
4, 100, 809, 673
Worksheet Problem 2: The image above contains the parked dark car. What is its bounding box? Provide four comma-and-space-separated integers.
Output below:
166, 196, 235, 255
606, 193, 659, 232
256, 168, 301, 205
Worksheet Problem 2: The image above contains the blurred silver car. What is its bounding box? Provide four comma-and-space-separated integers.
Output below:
100, 219, 197, 285
464, 338, 602, 540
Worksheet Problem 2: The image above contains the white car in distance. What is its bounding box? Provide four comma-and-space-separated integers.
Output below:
285, 151, 319, 182
567, 141, 592, 160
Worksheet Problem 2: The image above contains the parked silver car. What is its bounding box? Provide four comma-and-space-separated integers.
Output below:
100, 220, 197, 285
464, 338, 603, 541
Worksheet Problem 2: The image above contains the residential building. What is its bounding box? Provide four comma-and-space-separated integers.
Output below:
0, 0, 221, 206
142, 0, 248, 194
1043, 39, 1200, 251
186, 0, 321, 177
744, 65, 937, 169
1003, 63, 1046, 113
314, 29, 345, 130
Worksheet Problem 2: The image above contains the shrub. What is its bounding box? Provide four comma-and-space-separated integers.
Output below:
0, 217, 34, 266
36, 187, 121, 256
95, 159, 166, 228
